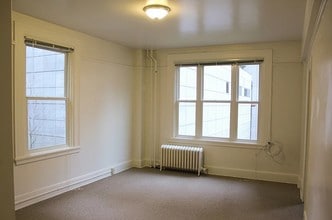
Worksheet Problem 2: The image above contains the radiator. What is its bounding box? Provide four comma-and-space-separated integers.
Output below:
160, 144, 204, 176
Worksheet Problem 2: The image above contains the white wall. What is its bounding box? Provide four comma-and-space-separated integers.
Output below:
143, 42, 303, 184
303, 0, 332, 219
13, 12, 138, 209
0, 1, 15, 219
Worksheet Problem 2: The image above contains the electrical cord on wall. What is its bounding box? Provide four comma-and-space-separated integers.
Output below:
258, 69, 285, 165
254, 140, 285, 180
262, 141, 285, 164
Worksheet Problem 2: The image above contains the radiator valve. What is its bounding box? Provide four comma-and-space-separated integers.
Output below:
201, 167, 208, 174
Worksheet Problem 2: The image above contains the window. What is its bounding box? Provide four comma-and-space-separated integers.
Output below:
26, 45, 68, 150
14, 37, 79, 165
176, 62, 262, 143
168, 50, 272, 147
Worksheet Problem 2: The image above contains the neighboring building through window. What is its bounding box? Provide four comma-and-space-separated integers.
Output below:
176, 62, 260, 142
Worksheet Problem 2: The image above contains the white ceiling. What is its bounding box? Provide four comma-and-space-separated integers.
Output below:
12, 0, 306, 49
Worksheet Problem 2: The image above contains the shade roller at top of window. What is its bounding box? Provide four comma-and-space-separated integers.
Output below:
175, 59, 263, 67
24, 37, 74, 53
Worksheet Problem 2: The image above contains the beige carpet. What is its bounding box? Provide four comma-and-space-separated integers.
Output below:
16, 168, 303, 220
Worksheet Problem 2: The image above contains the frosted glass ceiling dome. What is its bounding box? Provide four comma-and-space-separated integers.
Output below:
143, 4, 171, 20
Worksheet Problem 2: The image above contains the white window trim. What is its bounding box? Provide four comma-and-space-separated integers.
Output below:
15, 146, 81, 165
13, 34, 80, 166
167, 49, 273, 148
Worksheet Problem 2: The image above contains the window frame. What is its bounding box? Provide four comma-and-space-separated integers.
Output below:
168, 50, 272, 148
14, 36, 80, 165
176, 63, 261, 142
25, 45, 70, 150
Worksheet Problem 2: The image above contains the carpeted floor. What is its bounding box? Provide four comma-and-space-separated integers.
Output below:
16, 168, 303, 220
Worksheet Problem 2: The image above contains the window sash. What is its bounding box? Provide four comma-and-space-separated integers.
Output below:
237, 103, 259, 140
202, 101, 231, 138
25, 43, 70, 151
26, 97, 68, 150
177, 101, 196, 136
25, 45, 69, 99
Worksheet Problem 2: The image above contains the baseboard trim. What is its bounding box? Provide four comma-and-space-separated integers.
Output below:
304, 210, 308, 220
298, 176, 305, 202
206, 165, 298, 184
15, 161, 132, 210
14, 162, 299, 210
131, 160, 153, 168
112, 160, 132, 174
131, 160, 144, 168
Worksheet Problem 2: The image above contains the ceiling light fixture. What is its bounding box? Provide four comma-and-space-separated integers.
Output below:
143, 4, 171, 20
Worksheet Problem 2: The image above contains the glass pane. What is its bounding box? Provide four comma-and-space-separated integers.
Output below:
237, 104, 258, 140
202, 103, 230, 138
26, 46, 66, 97
238, 64, 259, 101
178, 102, 196, 136
178, 66, 197, 100
27, 100, 67, 149
203, 65, 231, 101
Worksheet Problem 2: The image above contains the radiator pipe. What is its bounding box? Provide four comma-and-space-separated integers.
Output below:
146, 49, 158, 168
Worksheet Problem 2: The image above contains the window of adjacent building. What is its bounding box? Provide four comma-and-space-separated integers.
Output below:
176, 62, 261, 142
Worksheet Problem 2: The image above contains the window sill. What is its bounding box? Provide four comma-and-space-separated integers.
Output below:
169, 137, 265, 150
15, 146, 81, 166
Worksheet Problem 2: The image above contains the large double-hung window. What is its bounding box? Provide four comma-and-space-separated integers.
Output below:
25, 40, 71, 150
176, 61, 264, 143
14, 37, 79, 165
